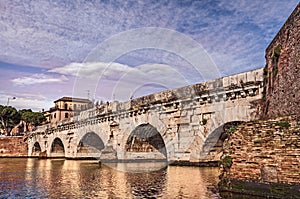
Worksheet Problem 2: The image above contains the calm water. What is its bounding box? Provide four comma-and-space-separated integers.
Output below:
0, 158, 221, 198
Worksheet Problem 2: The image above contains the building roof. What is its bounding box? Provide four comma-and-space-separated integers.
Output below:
54, 97, 92, 103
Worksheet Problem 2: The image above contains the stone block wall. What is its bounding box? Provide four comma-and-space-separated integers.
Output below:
219, 116, 300, 197
0, 137, 28, 157
263, 3, 300, 118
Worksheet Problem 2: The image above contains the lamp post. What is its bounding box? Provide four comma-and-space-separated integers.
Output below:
7, 97, 16, 106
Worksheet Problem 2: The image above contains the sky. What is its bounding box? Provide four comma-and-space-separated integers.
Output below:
0, 0, 299, 111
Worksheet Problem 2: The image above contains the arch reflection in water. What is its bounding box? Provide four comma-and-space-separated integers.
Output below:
76, 132, 105, 159
125, 124, 167, 162
163, 166, 220, 198
50, 138, 65, 158
125, 166, 167, 198
0, 158, 221, 198
32, 142, 41, 156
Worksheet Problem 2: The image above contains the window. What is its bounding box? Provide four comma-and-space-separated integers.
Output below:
64, 103, 68, 110
54, 113, 56, 118
65, 112, 69, 118
73, 104, 77, 110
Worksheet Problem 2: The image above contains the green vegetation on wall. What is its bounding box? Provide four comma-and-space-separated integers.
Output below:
221, 155, 233, 169
274, 121, 290, 129
272, 45, 281, 79
262, 66, 268, 100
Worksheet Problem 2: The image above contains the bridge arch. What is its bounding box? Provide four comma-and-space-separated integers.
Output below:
50, 137, 65, 158
124, 123, 167, 160
200, 121, 243, 159
76, 132, 105, 158
32, 142, 42, 156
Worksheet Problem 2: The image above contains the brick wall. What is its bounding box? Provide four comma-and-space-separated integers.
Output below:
0, 137, 28, 157
219, 116, 300, 197
263, 3, 300, 118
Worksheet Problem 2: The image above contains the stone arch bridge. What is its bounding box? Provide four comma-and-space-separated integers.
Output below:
28, 69, 263, 163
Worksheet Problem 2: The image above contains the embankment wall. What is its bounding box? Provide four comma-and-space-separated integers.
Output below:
219, 116, 300, 197
0, 137, 28, 157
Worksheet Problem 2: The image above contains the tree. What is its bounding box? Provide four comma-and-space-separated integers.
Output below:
19, 109, 46, 127
0, 105, 21, 135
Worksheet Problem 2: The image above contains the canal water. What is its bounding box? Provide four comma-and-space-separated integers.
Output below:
0, 158, 221, 198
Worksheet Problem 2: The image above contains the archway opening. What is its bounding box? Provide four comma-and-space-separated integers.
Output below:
32, 142, 41, 156
50, 138, 65, 157
125, 124, 167, 160
201, 121, 242, 160
77, 132, 105, 159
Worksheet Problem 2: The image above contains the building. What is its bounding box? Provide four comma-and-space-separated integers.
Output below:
46, 97, 93, 123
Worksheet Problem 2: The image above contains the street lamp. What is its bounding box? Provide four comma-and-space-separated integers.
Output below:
7, 97, 16, 106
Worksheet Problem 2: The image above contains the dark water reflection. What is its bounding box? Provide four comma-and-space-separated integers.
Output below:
0, 158, 220, 198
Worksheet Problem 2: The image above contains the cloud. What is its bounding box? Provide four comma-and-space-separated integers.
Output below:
1, 0, 299, 104
50, 62, 189, 101
50, 62, 188, 84
11, 73, 68, 86
0, 0, 298, 72
49, 62, 139, 80
0, 93, 52, 111
111, 63, 188, 100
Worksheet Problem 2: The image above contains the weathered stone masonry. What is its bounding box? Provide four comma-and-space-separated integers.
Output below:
28, 69, 263, 163
0, 137, 28, 157
263, 2, 300, 118
220, 116, 300, 197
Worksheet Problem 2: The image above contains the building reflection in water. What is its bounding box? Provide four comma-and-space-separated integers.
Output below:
163, 166, 220, 198
0, 158, 220, 198
0, 158, 27, 197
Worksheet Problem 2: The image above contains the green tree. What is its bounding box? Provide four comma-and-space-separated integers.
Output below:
19, 109, 46, 127
0, 105, 21, 135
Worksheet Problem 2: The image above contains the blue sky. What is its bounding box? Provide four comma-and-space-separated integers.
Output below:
0, 0, 299, 111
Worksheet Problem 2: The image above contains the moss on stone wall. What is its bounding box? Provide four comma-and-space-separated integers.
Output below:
219, 179, 300, 198
221, 155, 232, 169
